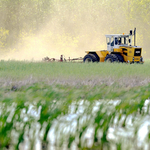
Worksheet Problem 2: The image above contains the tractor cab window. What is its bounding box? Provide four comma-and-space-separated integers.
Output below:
121, 37, 128, 45
124, 37, 129, 45
122, 38, 125, 44
111, 37, 114, 46
106, 37, 114, 46
115, 37, 118, 45
118, 38, 121, 45
117, 37, 129, 45
106, 38, 110, 45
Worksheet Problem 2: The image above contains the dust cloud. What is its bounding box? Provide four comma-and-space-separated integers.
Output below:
0, 0, 149, 61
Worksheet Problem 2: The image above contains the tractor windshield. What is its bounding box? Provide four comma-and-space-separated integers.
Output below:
117, 36, 129, 45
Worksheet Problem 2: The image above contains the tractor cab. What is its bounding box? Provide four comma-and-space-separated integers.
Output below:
83, 28, 144, 64
105, 34, 129, 52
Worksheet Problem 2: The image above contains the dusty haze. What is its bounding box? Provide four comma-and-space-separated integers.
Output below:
0, 0, 149, 60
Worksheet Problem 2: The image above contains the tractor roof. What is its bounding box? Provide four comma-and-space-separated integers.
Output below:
105, 34, 129, 38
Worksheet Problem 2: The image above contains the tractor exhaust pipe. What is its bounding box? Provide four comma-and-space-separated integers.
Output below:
129, 29, 133, 46
134, 28, 136, 46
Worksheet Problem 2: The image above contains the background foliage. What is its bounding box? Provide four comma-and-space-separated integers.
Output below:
0, 0, 150, 59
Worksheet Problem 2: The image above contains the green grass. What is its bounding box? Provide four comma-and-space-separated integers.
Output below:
0, 60, 150, 149
0, 83, 150, 149
0, 60, 150, 79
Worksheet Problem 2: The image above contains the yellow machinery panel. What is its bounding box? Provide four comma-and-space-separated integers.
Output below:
113, 48, 123, 53
114, 47, 141, 62
128, 47, 134, 57
85, 50, 109, 62
134, 57, 140, 61
96, 51, 109, 62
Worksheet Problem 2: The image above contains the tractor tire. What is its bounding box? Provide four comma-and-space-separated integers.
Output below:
115, 54, 124, 63
83, 54, 98, 62
111, 54, 119, 62
90, 53, 100, 62
104, 54, 119, 63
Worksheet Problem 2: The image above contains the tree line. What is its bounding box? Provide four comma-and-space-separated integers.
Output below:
0, 0, 150, 57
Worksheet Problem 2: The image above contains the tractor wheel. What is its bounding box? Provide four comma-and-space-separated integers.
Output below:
111, 54, 119, 62
90, 53, 100, 62
115, 54, 124, 63
83, 54, 98, 62
105, 54, 114, 62
105, 54, 119, 63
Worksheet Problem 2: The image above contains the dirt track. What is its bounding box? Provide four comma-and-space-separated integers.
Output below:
0, 76, 150, 88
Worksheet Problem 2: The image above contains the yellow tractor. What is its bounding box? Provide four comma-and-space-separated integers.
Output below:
83, 28, 144, 63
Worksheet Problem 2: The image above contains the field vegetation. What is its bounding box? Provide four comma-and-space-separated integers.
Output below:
0, 60, 150, 150
0, 0, 150, 149
1, 60, 150, 83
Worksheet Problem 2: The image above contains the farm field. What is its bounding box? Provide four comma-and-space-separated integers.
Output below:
1, 60, 150, 87
0, 60, 150, 150
1, 0, 150, 149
